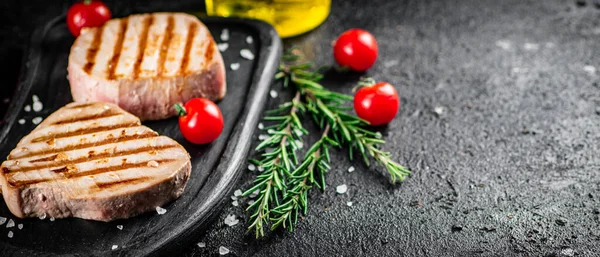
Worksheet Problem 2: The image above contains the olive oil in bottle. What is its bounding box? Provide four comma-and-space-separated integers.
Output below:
205, 0, 331, 38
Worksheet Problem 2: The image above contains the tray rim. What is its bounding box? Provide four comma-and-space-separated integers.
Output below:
0, 14, 282, 256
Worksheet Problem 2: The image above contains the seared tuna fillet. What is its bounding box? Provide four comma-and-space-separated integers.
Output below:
0, 102, 191, 221
68, 13, 226, 121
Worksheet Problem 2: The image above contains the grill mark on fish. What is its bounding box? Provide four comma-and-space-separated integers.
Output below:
29, 155, 58, 163
132, 15, 154, 79
107, 18, 129, 80
157, 15, 175, 77
203, 37, 214, 65
180, 22, 197, 75
82, 25, 105, 74
28, 122, 140, 144
51, 110, 122, 125
8, 159, 176, 187
95, 176, 151, 189
11, 132, 160, 163
68, 103, 98, 109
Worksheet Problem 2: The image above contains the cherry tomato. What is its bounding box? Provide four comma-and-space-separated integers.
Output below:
354, 82, 399, 126
174, 98, 224, 144
67, 0, 112, 37
333, 29, 378, 71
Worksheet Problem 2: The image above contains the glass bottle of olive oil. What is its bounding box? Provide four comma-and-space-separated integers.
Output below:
205, 0, 331, 38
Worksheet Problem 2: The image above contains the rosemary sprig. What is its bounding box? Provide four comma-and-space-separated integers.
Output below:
245, 50, 410, 238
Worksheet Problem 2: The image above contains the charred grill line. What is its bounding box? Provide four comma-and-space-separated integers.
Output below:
82, 25, 106, 74
108, 18, 129, 80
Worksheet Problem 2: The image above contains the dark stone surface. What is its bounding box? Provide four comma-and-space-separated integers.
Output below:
2, 0, 600, 256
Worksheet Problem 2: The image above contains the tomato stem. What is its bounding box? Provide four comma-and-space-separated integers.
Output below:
352, 77, 376, 92
83, 0, 92, 5
174, 103, 187, 117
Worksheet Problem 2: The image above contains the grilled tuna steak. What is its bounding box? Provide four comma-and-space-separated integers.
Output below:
68, 12, 226, 121
0, 102, 191, 221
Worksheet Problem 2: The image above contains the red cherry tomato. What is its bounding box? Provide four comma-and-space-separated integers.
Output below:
354, 82, 399, 126
333, 29, 378, 71
175, 98, 224, 144
67, 0, 112, 37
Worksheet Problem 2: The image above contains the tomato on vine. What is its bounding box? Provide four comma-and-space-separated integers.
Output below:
333, 29, 378, 71
353, 79, 399, 126
174, 98, 224, 144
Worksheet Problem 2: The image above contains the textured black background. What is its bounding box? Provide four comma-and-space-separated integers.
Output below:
2, 0, 600, 256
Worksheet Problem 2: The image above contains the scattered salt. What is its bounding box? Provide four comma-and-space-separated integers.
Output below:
247, 200, 255, 206
0, 217, 6, 225
39, 213, 47, 220
217, 43, 229, 52
258, 134, 269, 140
257, 166, 264, 172
230, 63, 240, 70
231, 195, 237, 201
224, 214, 239, 227
24, 105, 31, 112
433, 106, 446, 116
7, 231, 13, 238
112, 245, 118, 250
220, 29, 229, 41
49, 217, 55, 221
32, 101, 43, 112
495, 40, 511, 50
232, 200, 239, 207
234, 189, 243, 197
295, 140, 303, 149
267, 129, 275, 134
32, 95, 40, 103
583, 65, 596, 74
249, 189, 260, 198
156, 206, 167, 215
240, 49, 254, 60
246, 36, 253, 44
347, 201, 353, 207
270, 90, 278, 98
32, 117, 43, 125
18, 119, 25, 125
117, 225, 123, 230
523, 43, 540, 51
248, 164, 256, 171
197, 242, 206, 248
258, 123, 264, 130
336, 184, 348, 194
6, 219, 14, 228
17, 224, 23, 230
348, 166, 355, 173
219, 246, 230, 255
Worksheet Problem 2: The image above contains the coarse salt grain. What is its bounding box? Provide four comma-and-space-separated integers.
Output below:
433, 106, 445, 116
197, 242, 206, 248
32, 95, 40, 103
270, 90, 278, 98
247, 200, 255, 205
50, 217, 55, 221
219, 246, 230, 255
24, 105, 31, 112
32, 101, 43, 112
295, 140, 303, 149
0, 217, 6, 225
17, 224, 23, 230
6, 219, 14, 228
230, 63, 240, 70
258, 123, 264, 130
217, 43, 229, 52
583, 65, 596, 74
348, 166, 355, 173
32, 117, 43, 125
495, 40, 511, 50
224, 214, 239, 227
240, 49, 254, 60
39, 213, 47, 220
7, 231, 13, 238
258, 134, 269, 140
232, 200, 239, 207
18, 119, 25, 125
347, 201, 353, 207
523, 43, 539, 51
231, 195, 237, 201
156, 206, 167, 215
257, 166, 264, 172
248, 164, 256, 171
220, 29, 229, 41
246, 36, 253, 44
336, 184, 348, 194
117, 225, 123, 230
234, 189, 243, 197
249, 189, 260, 198
112, 245, 118, 250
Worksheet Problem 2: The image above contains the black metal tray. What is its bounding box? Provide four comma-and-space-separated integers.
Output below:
0, 14, 281, 256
